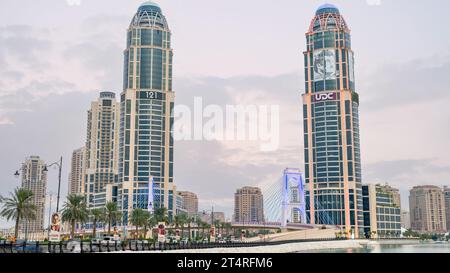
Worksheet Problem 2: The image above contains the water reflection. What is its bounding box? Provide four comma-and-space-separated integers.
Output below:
298, 243, 450, 253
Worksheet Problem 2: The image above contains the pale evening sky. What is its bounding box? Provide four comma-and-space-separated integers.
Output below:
1, 0, 450, 227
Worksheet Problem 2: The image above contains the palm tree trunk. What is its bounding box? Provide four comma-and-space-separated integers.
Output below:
108, 217, 111, 234
135, 225, 138, 239
93, 218, 97, 238
188, 224, 191, 241
14, 215, 20, 239
144, 225, 147, 239
71, 219, 75, 239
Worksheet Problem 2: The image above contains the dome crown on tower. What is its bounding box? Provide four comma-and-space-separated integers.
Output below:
130, 1, 169, 29
309, 3, 348, 32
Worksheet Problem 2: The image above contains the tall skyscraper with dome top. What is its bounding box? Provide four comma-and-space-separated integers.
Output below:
302, 4, 363, 237
117, 1, 176, 224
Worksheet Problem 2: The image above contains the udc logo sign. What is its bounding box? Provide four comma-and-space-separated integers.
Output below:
312, 92, 337, 102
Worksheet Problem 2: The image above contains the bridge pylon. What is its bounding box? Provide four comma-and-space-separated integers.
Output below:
282, 168, 307, 227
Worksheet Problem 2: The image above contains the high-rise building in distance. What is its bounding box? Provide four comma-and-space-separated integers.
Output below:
444, 186, 450, 231
175, 194, 187, 215
234, 187, 264, 223
177, 191, 198, 216
20, 156, 47, 233
118, 2, 176, 224
83, 92, 120, 208
68, 147, 84, 195
409, 186, 447, 233
302, 4, 363, 236
401, 210, 411, 229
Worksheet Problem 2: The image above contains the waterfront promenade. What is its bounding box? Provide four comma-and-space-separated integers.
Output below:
125, 240, 370, 253
122, 239, 428, 253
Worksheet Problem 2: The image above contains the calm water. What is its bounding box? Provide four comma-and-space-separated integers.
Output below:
299, 243, 450, 253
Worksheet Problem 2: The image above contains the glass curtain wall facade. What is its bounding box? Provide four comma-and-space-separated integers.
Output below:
302, 4, 363, 237
118, 2, 176, 225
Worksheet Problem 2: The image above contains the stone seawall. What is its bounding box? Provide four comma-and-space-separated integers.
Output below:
127, 240, 369, 253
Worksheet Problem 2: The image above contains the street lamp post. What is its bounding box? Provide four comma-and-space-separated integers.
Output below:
211, 206, 214, 227
200, 206, 216, 242
43, 156, 63, 213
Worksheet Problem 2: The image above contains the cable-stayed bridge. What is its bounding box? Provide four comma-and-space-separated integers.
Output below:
231, 169, 339, 231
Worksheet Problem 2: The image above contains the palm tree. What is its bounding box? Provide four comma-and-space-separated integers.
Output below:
147, 214, 158, 239
0, 188, 36, 239
224, 222, 232, 237
154, 207, 169, 223
174, 213, 188, 238
201, 222, 210, 239
174, 214, 182, 230
141, 211, 151, 239
90, 208, 105, 239
61, 194, 89, 239
224, 222, 229, 237
214, 219, 220, 229
187, 216, 195, 241
130, 208, 150, 239
105, 201, 121, 235
195, 218, 204, 239
219, 222, 225, 237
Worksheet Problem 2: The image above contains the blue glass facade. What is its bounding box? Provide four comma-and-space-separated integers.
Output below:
118, 3, 175, 224
303, 5, 363, 236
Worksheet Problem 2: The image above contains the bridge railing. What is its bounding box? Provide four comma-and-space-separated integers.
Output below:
230, 222, 338, 230
0, 237, 347, 253
231, 222, 282, 227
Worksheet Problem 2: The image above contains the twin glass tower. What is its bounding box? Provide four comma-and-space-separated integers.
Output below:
118, 1, 176, 224
113, 2, 363, 232
302, 4, 363, 236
